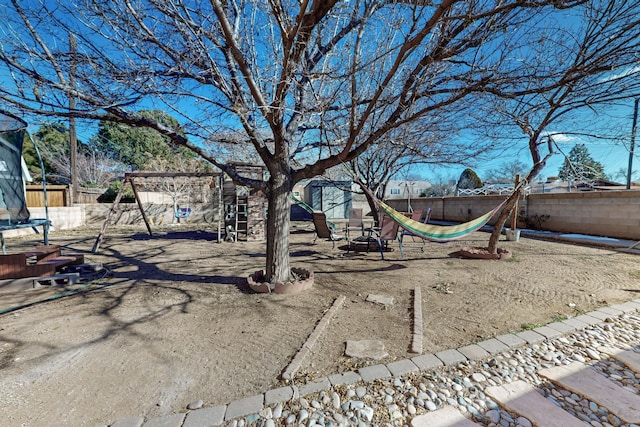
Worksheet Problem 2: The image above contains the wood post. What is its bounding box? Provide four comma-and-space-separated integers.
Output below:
511, 174, 520, 231
129, 178, 153, 237
92, 177, 129, 253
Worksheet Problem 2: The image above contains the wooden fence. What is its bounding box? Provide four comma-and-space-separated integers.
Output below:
26, 185, 68, 208
25, 186, 109, 207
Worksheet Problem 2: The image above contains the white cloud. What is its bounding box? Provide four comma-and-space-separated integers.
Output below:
543, 131, 577, 144
600, 65, 640, 83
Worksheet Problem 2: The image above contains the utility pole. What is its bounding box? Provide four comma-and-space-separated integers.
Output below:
69, 33, 78, 204
628, 98, 639, 190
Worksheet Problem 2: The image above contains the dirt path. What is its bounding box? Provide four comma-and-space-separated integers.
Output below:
1, 223, 639, 426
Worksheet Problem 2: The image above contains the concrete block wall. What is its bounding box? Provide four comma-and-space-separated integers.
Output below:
4, 190, 639, 241
83, 203, 222, 227
84, 203, 175, 226
1, 206, 85, 238
2, 203, 223, 241
526, 191, 640, 240
440, 196, 506, 224
387, 196, 505, 225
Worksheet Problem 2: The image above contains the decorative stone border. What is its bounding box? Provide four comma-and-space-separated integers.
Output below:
411, 286, 423, 354
281, 295, 346, 380
247, 267, 314, 294
457, 246, 512, 260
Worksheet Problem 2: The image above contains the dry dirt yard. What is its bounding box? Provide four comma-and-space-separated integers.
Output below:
1, 222, 640, 426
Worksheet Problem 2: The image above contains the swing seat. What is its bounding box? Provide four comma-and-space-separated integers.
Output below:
175, 207, 192, 219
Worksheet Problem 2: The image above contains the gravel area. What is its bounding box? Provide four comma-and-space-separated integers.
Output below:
223, 311, 640, 427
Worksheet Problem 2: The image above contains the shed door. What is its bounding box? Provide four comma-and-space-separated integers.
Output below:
322, 186, 345, 219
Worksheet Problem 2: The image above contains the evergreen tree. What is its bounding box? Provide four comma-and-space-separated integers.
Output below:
456, 168, 483, 190
24, 122, 71, 183
558, 144, 606, 181
91, 110, 196, 170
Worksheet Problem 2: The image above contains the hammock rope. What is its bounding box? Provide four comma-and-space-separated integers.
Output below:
291, 195, 337, 229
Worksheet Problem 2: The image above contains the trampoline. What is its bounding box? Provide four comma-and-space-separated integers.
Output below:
0, 111, 50, 254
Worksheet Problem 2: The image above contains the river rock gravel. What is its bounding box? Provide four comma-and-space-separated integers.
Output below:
224, 313, 640, 427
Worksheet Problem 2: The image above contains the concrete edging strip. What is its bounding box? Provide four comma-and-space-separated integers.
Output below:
281, 295, 345, 380
411, 286, 423, 354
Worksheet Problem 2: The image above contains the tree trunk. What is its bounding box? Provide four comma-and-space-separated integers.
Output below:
265, 169, 292, 283
487, 150, 549, 253
487, 191, 520, 253
363, 189, 380, 225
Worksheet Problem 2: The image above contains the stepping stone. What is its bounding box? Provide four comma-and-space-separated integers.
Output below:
366, 294, 394, 306
345, 340, 388, 360
539, 361, 640, 424
598, 346, 640, 372
411, 406, 481, 427
485, 380, 587, 427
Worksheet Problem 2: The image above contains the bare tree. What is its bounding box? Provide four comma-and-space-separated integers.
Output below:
475, 1, 640, 253
1, 0, 605, 282
348, 109, 488, 223
32, 121, 124, 187
40, 144, 123, 189
484, 160, 529, 185
613, 167, 639, 184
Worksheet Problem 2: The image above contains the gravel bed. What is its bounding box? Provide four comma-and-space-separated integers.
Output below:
224, 314, 640, 427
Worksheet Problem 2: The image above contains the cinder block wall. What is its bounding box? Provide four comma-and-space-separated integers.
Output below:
386, 196, 505, 225
5, 191, 640, 241
387, 190, 640, 240
526, 191, 640, 239
83, 203, 222, 227
0, 206, 85, 238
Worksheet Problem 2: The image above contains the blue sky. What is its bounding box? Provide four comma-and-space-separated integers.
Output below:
424, 140, 633, 185
35, 110, 636, 185
422, 98, 639, 185
7, 2, 637, 186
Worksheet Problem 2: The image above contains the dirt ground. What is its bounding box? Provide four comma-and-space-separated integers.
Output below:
1, 221, 640, 426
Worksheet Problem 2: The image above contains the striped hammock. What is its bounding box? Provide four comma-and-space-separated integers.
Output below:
291, 195, 314, 214
376, 197, 508, 243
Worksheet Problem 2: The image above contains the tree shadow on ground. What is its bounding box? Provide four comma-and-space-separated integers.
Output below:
314, 263, 407, 275
0, 234, 276, 375
129, 230, 220, 242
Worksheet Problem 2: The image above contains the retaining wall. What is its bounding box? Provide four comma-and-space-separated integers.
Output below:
1, 203, 222, 241
1, 206, 85, 239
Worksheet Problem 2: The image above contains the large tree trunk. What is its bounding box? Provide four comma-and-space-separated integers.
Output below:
363, 188, 380, 226
487, 149, 550, 253
265, 168, 292, 283
487, 192, 520, 253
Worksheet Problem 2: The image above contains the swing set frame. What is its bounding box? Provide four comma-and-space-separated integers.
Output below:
92, 171, 223, 253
